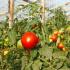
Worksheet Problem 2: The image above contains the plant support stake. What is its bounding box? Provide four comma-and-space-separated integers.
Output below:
41, 0, 45, 24
8, 0, 14, 28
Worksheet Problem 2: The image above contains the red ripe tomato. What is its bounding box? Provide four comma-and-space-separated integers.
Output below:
50, 35, 57, 42
57, 43, 64, 49
21, 32, 39, 49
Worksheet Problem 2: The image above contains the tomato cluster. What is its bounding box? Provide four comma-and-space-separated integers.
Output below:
21, 30, 65, 51
49, 30, 65, 50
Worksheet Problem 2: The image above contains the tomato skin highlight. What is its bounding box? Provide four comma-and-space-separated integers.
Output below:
21, 32, 39, 49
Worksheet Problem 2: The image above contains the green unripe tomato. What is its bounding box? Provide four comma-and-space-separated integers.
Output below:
17, 40, 23, 49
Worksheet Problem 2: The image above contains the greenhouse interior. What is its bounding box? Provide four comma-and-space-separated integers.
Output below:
0, 0, 70, 70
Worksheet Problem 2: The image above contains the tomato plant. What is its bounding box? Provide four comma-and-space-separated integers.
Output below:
0, 2, 70, 70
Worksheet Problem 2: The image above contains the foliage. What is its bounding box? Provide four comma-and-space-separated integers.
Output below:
0, 2, 70, 70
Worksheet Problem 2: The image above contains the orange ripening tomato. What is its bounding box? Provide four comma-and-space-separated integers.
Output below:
53, 31, 59, 36
21, 32, 39, 49
57, 43, 64, 49
50, 35, 57, 42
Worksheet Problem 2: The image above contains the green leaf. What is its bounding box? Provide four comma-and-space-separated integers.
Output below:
0, 24, 5, 29
8, 29, 17, 46
24, 61, 33, 70
32, 60, 42, 70
0, 29, 2, 36
53, 51, 68, 60
30, 50, 38, 60
43, 66, 56, 70
59, 66, 70, 70
21, 56, 29, 70
0, 55, 2, 62
66, 59, 70, 68
55, 62, 64, 69
39, 47, 53, 60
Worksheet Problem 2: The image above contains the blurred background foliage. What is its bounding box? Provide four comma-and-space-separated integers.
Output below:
0, 2, 70, 70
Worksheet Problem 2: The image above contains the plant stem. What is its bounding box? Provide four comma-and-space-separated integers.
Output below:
41, 0, 46, 41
